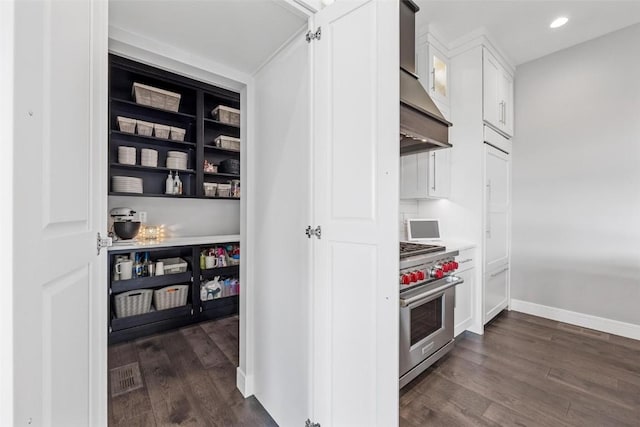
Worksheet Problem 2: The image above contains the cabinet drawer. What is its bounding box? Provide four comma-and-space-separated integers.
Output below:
455, 248, 475, 272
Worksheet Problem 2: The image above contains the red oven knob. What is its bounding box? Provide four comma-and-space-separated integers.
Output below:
401, 274, 411, 285
435, 269, 444, 279
442, 263, 450, 272
416, 270, 425, 281
452, 261, 459, 270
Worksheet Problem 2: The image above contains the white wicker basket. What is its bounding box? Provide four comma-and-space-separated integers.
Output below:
153, 285, 188, 311
153, 123, 170, 139
169, 126, 186, 142
211, 105, 240, 126
117, 116, 136, 134
114, 289, 153, 318
136, 120, 153, 136
132, 82, 181, 112
214, 135, 240, 151
157, 257, 188, 275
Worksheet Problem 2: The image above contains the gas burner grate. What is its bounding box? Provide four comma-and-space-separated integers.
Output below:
400, 242, 445, 258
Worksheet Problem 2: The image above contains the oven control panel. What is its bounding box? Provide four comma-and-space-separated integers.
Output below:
399, 259, 459, 287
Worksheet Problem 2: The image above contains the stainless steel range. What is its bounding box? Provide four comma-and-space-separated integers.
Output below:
399, 242, 463, 388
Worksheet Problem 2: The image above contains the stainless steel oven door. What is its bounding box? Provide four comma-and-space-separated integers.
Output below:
399, 275, 463, 376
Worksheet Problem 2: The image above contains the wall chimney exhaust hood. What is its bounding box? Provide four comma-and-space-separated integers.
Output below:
400, 0, 452, 156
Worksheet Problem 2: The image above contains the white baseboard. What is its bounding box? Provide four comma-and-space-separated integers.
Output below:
510, 299, 640, 341
236, 367, 254, 398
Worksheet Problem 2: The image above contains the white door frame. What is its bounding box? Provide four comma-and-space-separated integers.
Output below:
0, 1, 16, 425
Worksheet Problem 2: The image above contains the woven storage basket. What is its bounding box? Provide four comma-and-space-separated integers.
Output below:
211, 105, 240, 126
219, 159, 240, 175
214, 135, 240, 151
154, 285, 188, 311
114, 289, 153, 318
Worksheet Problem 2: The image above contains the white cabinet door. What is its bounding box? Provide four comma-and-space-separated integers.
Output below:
485, 144, 510, 272
312, 0, 399, 425
429, 148, 451, 199
400, 150, 450, 199
482, 48, 501, 131
454, 268, 474, 337
428, 44, 449, 107
484, 266, 510, 323
483, 48, 514, 138
12, 0, 108, 425
500, 69, 514, 137
251, 33, 311, 427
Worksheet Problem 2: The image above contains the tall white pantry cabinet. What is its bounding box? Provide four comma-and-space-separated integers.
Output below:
6, 1, 400, 426
448, 37, 515, 331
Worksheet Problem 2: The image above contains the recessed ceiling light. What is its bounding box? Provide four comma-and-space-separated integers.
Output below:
550, 17, 569, 29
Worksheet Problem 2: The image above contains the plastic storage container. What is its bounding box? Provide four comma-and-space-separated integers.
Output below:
156, 257, 188, 274
153, 285, 188, 311
217, 183, 231, 197
114, 289, 153, 318
203, 182, 218, 197
211, 105, 240, 126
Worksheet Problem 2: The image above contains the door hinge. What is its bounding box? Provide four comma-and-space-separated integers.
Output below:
305, 27, 321, 43
97, 233, 113, 255
305, 420, 320, 427
305, 225, 322, 239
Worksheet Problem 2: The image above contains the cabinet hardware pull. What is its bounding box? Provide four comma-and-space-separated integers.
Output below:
431, 68, 436, 92
459, 258, 473, 264
432, 152, 437, 191
489, 268, 509, 278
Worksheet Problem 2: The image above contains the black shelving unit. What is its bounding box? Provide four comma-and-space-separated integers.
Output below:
108, 241, 240, 344
109, 54, 241, 200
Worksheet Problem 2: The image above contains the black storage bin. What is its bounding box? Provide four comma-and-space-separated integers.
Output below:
219, 159, 240, 174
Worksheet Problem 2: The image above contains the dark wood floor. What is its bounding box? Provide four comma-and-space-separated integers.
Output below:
108, 315, 276, 427
400, 310, 640, 427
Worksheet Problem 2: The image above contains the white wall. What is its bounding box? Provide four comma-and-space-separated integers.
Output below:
511, 24, 640, 327
108, 196, 240, 237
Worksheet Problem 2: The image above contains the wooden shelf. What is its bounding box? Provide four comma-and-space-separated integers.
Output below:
110, 130, 196, 148
110, 163, 196, 175
111, 97, 196, 119
204, 145, 241, 155
201, 264, 240, 280
109, 192, 198, 199
204, 171, 240, 179
111, 271, 192, 294
204, 117, 240, 129
110, 304, 193, 331
201, 295, 239, 312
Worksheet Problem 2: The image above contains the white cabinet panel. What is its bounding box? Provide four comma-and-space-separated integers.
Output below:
484, 266, 509, 323
400, 149, 451, 200
485, 144, 510, 271
454, 268, 474, 336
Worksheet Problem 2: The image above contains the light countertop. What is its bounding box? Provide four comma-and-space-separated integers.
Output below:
108, 234, 241, 251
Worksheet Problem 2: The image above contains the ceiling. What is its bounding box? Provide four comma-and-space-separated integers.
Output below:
414, 1, 640, 66
109, 0, 308, 75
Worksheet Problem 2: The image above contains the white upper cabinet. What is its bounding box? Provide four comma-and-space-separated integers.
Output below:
400, 149, 451, 199
416, 36, 451, 120
483, 47, 514, 138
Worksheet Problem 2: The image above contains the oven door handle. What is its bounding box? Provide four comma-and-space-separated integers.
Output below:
400, 276, 464, 308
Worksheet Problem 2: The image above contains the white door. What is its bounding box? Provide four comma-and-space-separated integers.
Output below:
312, 0, 399, 425
251, 31, 311, 426
12, 1, 108, 426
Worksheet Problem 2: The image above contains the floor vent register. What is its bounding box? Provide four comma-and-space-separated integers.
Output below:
110, 362, 144, 397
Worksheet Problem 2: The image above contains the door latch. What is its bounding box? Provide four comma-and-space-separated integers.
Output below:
305, 225, 322, 239
97, 232, 113, 255
305, 419, 321, 427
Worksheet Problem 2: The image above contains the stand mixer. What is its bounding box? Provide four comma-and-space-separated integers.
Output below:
110, 207, 141, 241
